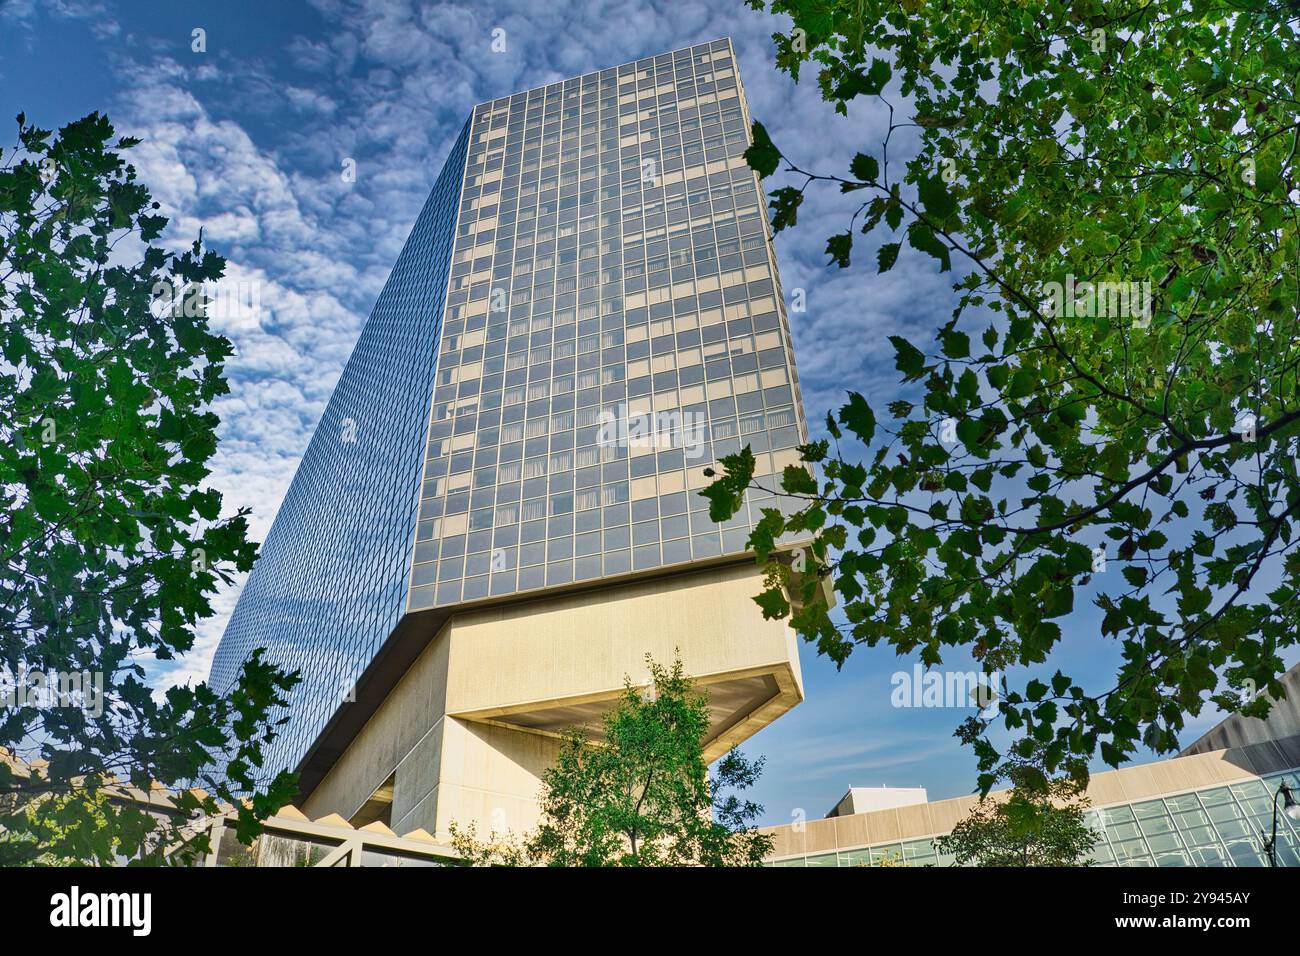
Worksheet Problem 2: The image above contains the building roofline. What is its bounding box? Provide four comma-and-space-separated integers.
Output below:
469, 37, 734, 111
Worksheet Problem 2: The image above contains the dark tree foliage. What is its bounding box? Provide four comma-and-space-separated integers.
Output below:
0, 112, 298, 865
708, 1, 1300, 789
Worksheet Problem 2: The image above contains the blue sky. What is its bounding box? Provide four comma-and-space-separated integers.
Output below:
0, 0, 1268, 826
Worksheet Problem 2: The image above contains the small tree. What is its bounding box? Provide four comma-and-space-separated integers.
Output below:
0, 112, 299, 865
451, 656, 773, 867
936, 748, 1098, 867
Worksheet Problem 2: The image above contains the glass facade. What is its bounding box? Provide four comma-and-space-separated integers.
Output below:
408, 38, 806, 609
209, 123, 471, 769
210, 39, 808, 776
767, 771, 1300, 867
1085, 773, 1300, 867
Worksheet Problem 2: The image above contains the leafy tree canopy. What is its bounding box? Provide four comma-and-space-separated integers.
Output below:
0, 112, 298, 865
709, 0, 1300, 789
451, 655, 772, 866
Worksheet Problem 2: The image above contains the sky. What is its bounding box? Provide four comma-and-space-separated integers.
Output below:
0, 0, 1269, 826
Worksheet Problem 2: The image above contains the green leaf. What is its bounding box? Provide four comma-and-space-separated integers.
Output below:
826, 231, 853, 268
850, 152, 879, 183
755, 586, 791, 620
906, 221, 951, 271
884, 199, 904, 231
876, 241, 900, 272
1008, 367, 1037, 399
700, 446, 757, 522
838, 392, 876, 444
748, 508, 785, 561
917, 175, 958, 222
744, 121, 781, 178
781, 463, 817, 495
1122, 566, 1147, 587
888, 335, 926, 381
940, 328, 970, 359
863, 57, 892, 95
768, 186, 804, 231
1070, 77, 1100, 106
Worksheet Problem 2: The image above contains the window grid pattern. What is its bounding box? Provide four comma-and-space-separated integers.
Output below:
408, 38, 808, 610
766, 771, 1300, 867
209, 123, 472, 770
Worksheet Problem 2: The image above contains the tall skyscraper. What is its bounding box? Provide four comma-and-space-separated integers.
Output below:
212, 38, 810, 837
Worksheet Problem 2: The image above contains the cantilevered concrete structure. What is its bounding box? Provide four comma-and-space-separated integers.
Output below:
304, 563, 802, 837
211, 40, 809, 840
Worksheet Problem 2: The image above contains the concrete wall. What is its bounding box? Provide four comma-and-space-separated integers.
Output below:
1181, 663, 1300, 756
442, 560, 802, 718
303, 561, 804, 841
303, 622, 451, 823
414, 719, 565, 837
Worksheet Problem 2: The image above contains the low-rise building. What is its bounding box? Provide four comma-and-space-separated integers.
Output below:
761, 665, 1300, 867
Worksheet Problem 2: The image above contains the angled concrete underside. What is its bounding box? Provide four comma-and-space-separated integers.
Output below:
300, 560, 803, 839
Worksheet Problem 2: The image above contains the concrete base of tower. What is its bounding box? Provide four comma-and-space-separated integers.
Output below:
298, 560, 804, 841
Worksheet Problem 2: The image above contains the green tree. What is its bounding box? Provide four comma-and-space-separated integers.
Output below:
451, 656, 772, 866
936, 748, 1098, 867
709, 0, 1300, 789
0, 112, 299, 865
